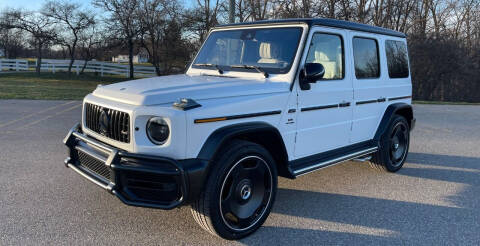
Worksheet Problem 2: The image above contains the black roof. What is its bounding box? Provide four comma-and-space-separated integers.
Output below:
215, 18, 406, 38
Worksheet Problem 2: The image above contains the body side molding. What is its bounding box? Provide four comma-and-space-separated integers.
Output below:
388, 95, 412, 101
301, 103, 338, 112
356, 99, 378, 105
194, 110, 281, 124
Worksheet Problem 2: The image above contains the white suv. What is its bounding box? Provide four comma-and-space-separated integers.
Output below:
64, 18, 415, 239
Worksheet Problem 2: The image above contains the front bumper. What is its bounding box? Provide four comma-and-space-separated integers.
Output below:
63, 123, 208, 209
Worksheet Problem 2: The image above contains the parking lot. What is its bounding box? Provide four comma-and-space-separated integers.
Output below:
0, 100, 479, 245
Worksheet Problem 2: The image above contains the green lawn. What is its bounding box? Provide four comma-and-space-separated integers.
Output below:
0, 72, 129, 100
2, 72, 479, 103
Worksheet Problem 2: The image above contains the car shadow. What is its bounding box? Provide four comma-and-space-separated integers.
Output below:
401, 152, 480, 209
407, 152, 480, 170
242, 226, 395, 245
239, 152, 480, 244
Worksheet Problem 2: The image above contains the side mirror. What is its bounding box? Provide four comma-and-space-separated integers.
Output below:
299, 63, 325, 90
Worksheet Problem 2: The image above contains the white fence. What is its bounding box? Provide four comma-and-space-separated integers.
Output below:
0, 59, 29, 71
0, 59, 157, 77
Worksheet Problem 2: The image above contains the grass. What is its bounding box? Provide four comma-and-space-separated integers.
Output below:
0, 72, 129, 100
2, 72, 479, 103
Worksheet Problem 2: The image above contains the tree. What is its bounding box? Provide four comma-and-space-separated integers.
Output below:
2, 10, 57, 74
78, 24, 104, 74
138, 0, 176, 75
247, 0, 270, 20
94, 0, 141, 79
185, 0, 222, 42
0, 26, 25, 59
43, 0, 95, 74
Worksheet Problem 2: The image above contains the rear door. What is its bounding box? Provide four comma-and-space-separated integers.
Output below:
294, 27, 353, 158
349, 32, 384, 143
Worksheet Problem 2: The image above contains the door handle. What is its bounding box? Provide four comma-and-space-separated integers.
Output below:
377, 97, 386, 102
339, 101, 351, 107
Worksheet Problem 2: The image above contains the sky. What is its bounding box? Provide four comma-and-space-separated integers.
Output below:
0, 0, 88, 11
0, 0, 193, 11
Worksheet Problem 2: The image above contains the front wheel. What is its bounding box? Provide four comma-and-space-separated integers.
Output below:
370, 114, 410, 172
191, 140, 278, 239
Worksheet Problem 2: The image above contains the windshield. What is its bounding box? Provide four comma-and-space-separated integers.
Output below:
192, 27, 303, 74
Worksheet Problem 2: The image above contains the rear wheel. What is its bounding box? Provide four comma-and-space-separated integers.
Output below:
370, 115, 410, 172
191, 140, 277, 239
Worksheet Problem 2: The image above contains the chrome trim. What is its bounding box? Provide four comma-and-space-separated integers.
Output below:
294, 147, 378, 176
72, 131, 114, 154
67, 163, 113, 191
75, 145, 107, 163
352, 155, 372, 162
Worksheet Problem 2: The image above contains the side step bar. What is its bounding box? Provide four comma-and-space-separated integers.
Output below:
352, 155, 372, 162
292, 147, 378, 177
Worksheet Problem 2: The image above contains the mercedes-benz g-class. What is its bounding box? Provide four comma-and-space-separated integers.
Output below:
64, 18, 415, 239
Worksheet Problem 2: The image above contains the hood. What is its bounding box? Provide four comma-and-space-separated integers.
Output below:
92, 74, 290, 106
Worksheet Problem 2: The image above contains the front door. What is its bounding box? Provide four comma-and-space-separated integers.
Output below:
294, 27, 353, 159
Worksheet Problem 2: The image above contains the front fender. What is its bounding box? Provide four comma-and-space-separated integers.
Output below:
197, 122, 285, 160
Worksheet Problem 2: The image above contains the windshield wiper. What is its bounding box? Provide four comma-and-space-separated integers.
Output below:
193, 63, 223, 74
230, 65, 269, 78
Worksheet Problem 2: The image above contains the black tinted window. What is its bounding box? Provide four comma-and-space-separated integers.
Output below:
385, 40, 409, 78
353, 38, 380, 79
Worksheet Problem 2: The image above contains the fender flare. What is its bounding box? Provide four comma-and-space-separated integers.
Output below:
185, 122, 289, 202
374, 103, 414, 141
197, 121, 288, 161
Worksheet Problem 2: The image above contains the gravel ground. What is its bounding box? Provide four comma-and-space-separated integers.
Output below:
0, 100, 479, 245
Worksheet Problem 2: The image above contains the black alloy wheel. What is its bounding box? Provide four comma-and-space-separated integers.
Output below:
370, 114, 410, 172
219, 155, 273, 232
191, 140, 278, 239
389, 121, 409, 167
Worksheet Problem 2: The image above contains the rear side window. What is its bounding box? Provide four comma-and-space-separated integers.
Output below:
385, 40, 409, 78
353, 37, 380, 79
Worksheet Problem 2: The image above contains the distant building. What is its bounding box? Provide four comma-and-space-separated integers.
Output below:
112, 48, 149, 63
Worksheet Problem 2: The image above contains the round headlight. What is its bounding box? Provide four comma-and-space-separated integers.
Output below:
146, 117, 170, 145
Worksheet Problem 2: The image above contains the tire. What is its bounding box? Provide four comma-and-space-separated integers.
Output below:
370, 114, 410, 172
190, 140, 278, 240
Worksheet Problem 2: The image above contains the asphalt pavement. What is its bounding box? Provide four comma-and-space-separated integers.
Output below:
0, 100, 479, 245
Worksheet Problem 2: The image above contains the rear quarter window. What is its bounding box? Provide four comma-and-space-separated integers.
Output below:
385, 40, 409, 78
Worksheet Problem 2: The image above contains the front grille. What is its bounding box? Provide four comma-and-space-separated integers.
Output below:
77, 150, 111, 181
84, 103, 130, 143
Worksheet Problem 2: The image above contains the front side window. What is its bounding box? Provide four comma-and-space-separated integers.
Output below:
192, 27, 303, 74
353, 37, 380, 79
305, 33, 344, 80
385, 40, 409, 78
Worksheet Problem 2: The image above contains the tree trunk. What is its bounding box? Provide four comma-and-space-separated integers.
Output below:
68, 56, 75, 74
152, 46, 161, 76
68, 39, 78, 74
128, 38, 134, 79
36, 43, 42, 75
81, 58, 89, 74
